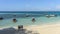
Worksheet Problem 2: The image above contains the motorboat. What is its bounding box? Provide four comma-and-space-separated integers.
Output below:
45, 14, 57, 18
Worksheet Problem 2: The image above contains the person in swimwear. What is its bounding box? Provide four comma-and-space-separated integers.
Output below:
32, 17, 36, 23
13, 18, 17, 23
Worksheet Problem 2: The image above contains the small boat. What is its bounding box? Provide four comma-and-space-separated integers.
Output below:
25, 14, 30, 17
45, 14, 57, 18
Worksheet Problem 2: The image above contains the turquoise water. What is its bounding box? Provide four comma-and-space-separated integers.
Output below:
0, 11, 60, 28
0, 15, 60, 28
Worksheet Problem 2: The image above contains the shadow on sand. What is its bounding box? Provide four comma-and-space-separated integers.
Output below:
0, 27, 40, 34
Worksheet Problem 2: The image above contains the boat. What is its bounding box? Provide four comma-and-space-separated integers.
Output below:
25, 14, 30, 17
45, 14, 57, 18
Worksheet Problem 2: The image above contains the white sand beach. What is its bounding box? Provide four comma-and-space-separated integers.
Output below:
24, 24, 60, 34
0, 24, 60, 34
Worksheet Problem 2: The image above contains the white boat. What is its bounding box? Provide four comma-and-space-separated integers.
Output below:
45, 14, 57, 18
25, 14, 30, 17
46, 15, 55, 17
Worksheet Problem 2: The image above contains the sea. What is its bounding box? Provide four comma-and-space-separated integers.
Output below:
0, 11, 60, 28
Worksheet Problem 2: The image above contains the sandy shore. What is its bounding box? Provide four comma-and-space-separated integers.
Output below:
24, 24, 60, 34
0, 24, 60, 34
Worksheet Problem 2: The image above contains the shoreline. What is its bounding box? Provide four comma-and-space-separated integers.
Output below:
24, 24, 60, 34
0, 23, 60, 29
0, 24, 60, 34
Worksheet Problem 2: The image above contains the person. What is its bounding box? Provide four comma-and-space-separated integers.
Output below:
32, 17, 36, 22
0, 17, 3, 20
18, 25, 23, 31
13, 18, 17, 23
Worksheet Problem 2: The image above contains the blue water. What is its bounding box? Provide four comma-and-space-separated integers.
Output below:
0, 11, 60, 28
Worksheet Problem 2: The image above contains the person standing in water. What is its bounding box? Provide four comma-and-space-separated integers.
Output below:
13, 18, 17, 23
13, 15, 17, 23
32, 17, 36, 23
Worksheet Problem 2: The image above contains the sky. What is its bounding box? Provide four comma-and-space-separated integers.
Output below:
0, 0, 60, 11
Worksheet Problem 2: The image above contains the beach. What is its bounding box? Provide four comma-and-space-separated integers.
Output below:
0, 11, 60, 34
23, 24, 60, 34
0, 24, 60, 34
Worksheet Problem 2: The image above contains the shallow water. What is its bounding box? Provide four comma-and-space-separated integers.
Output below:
0, 12, 60, 28
0, 16, 60, 28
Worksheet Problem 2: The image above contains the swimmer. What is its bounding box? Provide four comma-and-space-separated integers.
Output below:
13, 18, 17, 23
0, 17, 3, 20
32, 17, 36, 22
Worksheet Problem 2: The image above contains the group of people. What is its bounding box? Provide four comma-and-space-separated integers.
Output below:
13, 17, 36, 23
